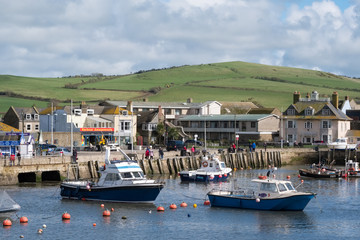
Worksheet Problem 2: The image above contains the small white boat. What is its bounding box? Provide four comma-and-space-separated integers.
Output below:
342, 160, 360, 178
327, 138, 357, 150
179, 154, 232, 182
0, 191, 21, 213
60, 147, 164, 203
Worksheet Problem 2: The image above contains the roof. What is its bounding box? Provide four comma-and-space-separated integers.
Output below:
178, 114, 278, 122
104, 100, 220, 109
247, 108, 281, 115
86, 116, 112, 123
0, 123, 21, 132
220, 101, 258, 109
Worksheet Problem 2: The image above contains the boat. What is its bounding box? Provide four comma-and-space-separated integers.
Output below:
207, 170, 316, 211
342, 159, 360, 178
299, 159, 341, 178
179, 153, 232, 182
327, 137, 357, 150
0, 190, 21, 213
60, 147, 164, 203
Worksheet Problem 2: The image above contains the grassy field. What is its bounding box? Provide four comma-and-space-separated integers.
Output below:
1, 61, 359, 113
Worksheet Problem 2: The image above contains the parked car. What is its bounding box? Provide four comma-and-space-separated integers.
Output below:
184, 139, 203, 147
39, 144, 57, 154
52, 147, 72, 156
166, 140, 185, 151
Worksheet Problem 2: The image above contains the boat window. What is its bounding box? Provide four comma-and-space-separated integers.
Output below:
120, 172, 133, 179
209, 163, 213, 167
221, 163, 226, 168
285, 183, 295, 191
260, 183, 277, 192
278, 183, 287, 192
132, 172, 144, 178
104, 173, 121, 181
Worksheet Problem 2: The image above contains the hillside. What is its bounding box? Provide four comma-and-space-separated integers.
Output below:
1, 61, 359, 113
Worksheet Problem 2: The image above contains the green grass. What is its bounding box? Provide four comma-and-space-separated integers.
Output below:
1, 61, 359, 110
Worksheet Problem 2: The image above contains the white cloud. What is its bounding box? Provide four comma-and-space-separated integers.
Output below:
0, 0, 359, 77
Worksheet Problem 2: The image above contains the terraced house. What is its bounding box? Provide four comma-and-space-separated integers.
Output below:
282, 91, 352, 144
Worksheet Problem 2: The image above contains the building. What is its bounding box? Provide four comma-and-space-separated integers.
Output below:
177, 114, 280, 145
3, 106, 40, 138
282, 91, 352, 144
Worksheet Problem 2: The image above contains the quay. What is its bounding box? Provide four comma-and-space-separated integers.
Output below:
0, 148, 356, 185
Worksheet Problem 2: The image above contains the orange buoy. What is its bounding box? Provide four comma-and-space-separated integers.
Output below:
169, 204, 177, 209
180, 202, 188, 207
287, 175, 291, 179
234, 168, 237, 171
93, 223, 96, 227
258, 175, 267, 180
20, 216, 28, 223
204, 200, 210, 205
157, 206, 165, 211
3, 219, 12, 227
301, 180, 304, 183
218, 174, 222, 178
100, 204, 105, 208
62, 212, 71, 220
103, 210, 111, 217
111, 208, 114, 212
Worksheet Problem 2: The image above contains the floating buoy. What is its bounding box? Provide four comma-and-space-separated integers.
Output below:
169, 204, 177, 209
180, 202, 188, 207
111, 208, 114, 212
20, 216, 28, 223
240, 167, 244, 170
301, 180, 304, 183
298, 174, 301, 178
100, 204, 105, 208
204, 200, 210, 206
62, 212, 71, 220
93, 223, 96, 227
187, 214, 191, 217
37, 229, 43, 234
81, 198, 86, 201
218, 175, 222, 178
43, 224, 47, 228
273, 174, 276, 178
193, 204, 197, 208
256, 198, 260, 203
103, 210, 111, 217
234, 168, 237, 171
3, 219, 12, 227
122, 216, 127, 219
148, 210, 152, 214
157, 206, 165, 211
258, 175, 267, 180
20, 235, 24, 238
224, 173, 227, 177
287, 175, 291, 179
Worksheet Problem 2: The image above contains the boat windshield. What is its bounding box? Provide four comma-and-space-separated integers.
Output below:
120, 172, 133, 179
120, 171, 145, 179
285, 183, 295, 191
260, 183, 277, 192
104, 173, 121, 182
278, 183, 287, 192
132, 172, 145, 178
220, 162, 226, 168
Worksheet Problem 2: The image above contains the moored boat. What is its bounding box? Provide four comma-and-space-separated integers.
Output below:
299, 167, 341, 178
207, 172, 316, 211
60, 147, 164, 203
179, 153, 232, 182
327, 137, 357, 150
342, 159, 360, 178
0, 191, 21, 213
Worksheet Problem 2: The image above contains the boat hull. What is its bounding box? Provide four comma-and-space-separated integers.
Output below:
179, 173, 229, 182
207, 192, 315, 211
60, 183, 164, 203
299, 169, 341, 178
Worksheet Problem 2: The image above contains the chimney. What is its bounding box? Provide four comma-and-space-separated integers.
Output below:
187, 98, 193, 103
143, 98, 148, 102
293, 91, 300, 104
80, 101, 87, 110
332, 92, 339, 109
306, 92, 310, 100
127, 101, 133, 112
158, 105, 164, 122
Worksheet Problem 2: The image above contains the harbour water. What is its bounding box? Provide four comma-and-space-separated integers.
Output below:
1, 165, 360, 240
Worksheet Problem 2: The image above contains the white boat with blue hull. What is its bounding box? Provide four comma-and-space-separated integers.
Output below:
60, 147, 164, 203
207, 171, 316, 211
179, 153, 232, 182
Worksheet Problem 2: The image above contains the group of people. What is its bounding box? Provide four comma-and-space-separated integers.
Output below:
1, 151, 21, 166
145, 145, 197, 159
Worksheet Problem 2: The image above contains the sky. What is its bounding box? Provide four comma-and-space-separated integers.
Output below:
0, 0, 360, 78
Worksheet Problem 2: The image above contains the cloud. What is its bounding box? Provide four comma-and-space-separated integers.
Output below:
0, 0, 359, 77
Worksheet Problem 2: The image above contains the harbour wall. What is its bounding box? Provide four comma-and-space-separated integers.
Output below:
0, 149, 355, 185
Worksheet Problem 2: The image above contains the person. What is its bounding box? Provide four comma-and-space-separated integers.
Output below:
232, 143, 236, 152
17, 152, 21, 165
72, 149, 78, 163
263, 142, 267, 152
145, 147, 150, 159
150, 147, 154, 160
249, 142, 252, 152
10, 153, 15, 166
252, 142, 256, 152
191, 145, 195, 156
159, 147, 164, 159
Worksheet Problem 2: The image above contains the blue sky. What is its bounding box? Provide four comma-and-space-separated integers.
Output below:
0, 0, 360, 77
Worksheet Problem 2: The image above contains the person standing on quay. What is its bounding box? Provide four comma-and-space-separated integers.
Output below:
159, 147, 164, 160
191, 145, 195, 156
17, 152, 21, 165
252, 142, 256, 152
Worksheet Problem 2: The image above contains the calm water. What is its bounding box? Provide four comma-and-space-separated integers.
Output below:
1, 165, 360, 240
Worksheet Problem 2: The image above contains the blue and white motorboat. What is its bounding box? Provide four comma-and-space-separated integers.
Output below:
179, 153, 232, 182
207, 172, 316, 211
60, 147, 164, 203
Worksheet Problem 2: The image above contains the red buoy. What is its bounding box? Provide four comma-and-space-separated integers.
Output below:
20, 216, 28, 223
157, 206, 165, 211
287, 175, 291, 179
180, 202, 188, 207
111, 208, 114, 212
100, 204, 105, 208
62, 212, 71, 220
218, 175, 222, 178
3, 219, 12, 227
103, 210, 111, 217
169, 204, 177, 209
298, 174, 301, 178
204, 200, 211, 206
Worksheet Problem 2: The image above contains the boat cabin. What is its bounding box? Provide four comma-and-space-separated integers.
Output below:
345, 160, 359, 171
199, 155, 227, 172
252, 179, 297, 195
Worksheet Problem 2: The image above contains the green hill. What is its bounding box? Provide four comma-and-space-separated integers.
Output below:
1, 61, 359, 113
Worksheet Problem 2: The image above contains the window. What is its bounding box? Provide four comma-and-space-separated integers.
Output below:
322, 120, 331, 129
285, 183, 295, 191
34, 114, 39, 120
132, 172, 144, 178
287, 120, 296, 128
260, 183, 277, 192
105, 173, 121, 181
87, 109, 94, 115
26, 114, 31, 120
287, 134, 294, 142
74, 109, 81, 115
175, 109, 181, 115
165, 109, 171, 114
251, 122, 256, 128
287, 109, 295, 115
195, 109, 200, 115
322, 109, 330, 116
305, 121, 312, 129
120, 121, 130, 131
35, 124, 39, 131
305, 107, 314, 116
278, 184, 287, 192
26, 124, 31, 131
120, 172, 133, 179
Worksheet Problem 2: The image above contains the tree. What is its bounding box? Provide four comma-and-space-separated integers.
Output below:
156, 123, 165, 144
167, 127, 180, 140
